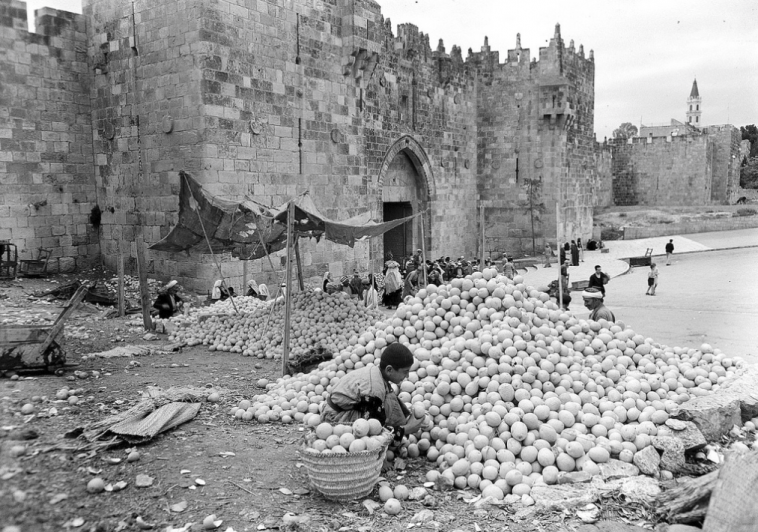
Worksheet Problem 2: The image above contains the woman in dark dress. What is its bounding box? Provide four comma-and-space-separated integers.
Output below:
570, 240, 579, 266
153, 280, 183, 319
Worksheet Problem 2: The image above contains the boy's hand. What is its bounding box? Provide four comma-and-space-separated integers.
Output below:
403, 414, 425, 435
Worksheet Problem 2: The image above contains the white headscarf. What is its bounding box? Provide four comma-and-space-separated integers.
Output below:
258, 283, 270, 298
247, 279, 258, 291
212, 280, 223, 299
384, 261, 402, 293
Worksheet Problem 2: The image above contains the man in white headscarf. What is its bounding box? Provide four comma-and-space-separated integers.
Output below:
364, 273, 379, 310
211, 280, 229, 301
258, 283, 270, 300
582, 287, 615, 322
383, 260, 402, 309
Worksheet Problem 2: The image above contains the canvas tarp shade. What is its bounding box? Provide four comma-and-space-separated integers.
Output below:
149, 171, 285, 259
150, 171, 422, 257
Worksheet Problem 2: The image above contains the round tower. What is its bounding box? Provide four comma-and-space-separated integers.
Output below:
686, 78, 701, 126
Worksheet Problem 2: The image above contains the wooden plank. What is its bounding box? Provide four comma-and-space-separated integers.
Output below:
35, 284, 87, 358
656, 470, 719, 523
0, 326, 51, 345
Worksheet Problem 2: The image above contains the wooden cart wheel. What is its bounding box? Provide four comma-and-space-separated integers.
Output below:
54, 368, 65, 377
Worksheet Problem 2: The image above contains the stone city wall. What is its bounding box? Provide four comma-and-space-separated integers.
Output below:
612, 135, 714, 207
0, 0, 99, 271
1, 0, 600, 288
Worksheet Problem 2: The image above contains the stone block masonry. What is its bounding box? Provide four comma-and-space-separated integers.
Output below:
0, 0, 100, 270
610, 125, 741, 209
612, 136, 713, 207
2, 0, 602, 289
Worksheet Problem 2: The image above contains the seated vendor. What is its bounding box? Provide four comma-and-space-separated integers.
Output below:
211, 279, 229, 301
152, 280, 183, 319
321, 343, 431, 439
246, 279, 261, 298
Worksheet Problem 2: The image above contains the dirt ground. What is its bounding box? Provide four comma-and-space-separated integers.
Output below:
0, 274, 606, 532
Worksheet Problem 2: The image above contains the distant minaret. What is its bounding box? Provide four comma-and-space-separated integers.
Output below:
686, 79, 702, 126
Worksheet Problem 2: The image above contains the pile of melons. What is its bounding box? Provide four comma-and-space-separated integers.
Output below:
170, 290, 383, 358
230, 269, 743, 499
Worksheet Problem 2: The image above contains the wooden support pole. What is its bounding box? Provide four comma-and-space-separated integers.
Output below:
556, 201, 563, 309
242, 258, 248, 296
480, 202, 486, 268
294, 236, 305, 291
282, 201, 295, 376
117, 238, 125, 317
135, 233, 152, 331
419, 214, 427, 286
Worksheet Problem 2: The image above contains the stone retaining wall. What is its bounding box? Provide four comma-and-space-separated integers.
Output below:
623, 214, 758, 239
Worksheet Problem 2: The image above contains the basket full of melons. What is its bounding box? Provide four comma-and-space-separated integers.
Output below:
299, 417, 392, 501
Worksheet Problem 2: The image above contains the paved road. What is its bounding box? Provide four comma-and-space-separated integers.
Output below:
536, 247, 758, 364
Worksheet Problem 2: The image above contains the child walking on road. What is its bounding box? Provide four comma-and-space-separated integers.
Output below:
646, 263, 659, 296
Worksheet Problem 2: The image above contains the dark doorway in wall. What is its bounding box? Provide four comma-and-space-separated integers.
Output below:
383, 202, 412, 263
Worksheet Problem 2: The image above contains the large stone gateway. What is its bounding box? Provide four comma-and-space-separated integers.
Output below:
0, 0, 606, 290
378, 136, 433, 267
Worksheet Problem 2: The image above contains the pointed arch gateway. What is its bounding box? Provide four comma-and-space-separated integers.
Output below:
377, 136, 435, 266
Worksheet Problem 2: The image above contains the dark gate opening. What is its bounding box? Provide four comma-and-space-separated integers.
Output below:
383, 202, 412, 263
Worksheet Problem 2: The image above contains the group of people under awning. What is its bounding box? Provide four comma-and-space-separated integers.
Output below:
151, 278, 273, 320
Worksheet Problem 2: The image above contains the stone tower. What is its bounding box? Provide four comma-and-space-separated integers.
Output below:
686, 78, 702, 126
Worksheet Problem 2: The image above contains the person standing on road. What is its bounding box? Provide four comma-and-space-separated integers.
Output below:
577, 238, 584, 262
588, 265, 610, 296
665, 239, 675, 265
503, 257, 516, 279
582, 287, 615, 322
570, 240, 579, 266
560, 260, 570, 290
543, 242, 552, 268
646, 263, 659, 296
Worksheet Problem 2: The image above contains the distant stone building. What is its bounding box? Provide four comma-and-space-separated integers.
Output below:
612, 80, 741, 207
0, 0, 604, 289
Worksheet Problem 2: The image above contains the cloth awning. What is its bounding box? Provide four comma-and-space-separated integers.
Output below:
149, 171, 421, 258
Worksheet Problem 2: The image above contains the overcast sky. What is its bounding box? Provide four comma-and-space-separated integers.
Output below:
27, 0, 758, 140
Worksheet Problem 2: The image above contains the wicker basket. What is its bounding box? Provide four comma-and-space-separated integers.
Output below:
299, 428, 392, 502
